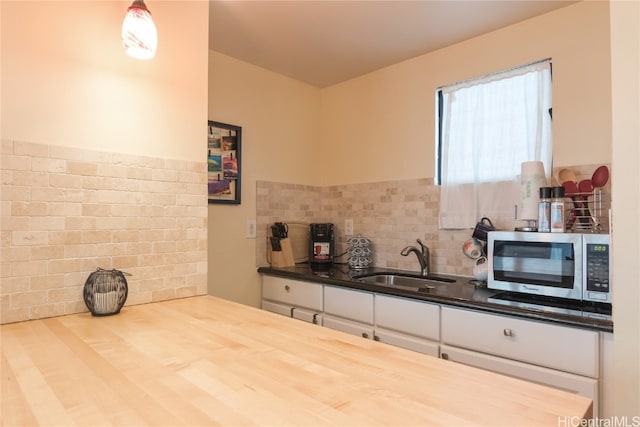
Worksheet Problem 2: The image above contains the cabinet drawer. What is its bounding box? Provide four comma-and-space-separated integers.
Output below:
292, 308, 322, 325
441, 345, 598, 411
441, 307, 599, 377
262, 276, 323, 310
261, 300, 322, 325
375, 328, 439, 357
375, 294, 439, 340
324, 286, 373, 324
261, 300, 292, 317
323, 315, 374, 339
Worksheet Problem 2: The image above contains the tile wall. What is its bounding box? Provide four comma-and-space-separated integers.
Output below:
257, 179, 474, 276
257, 163, 611, 277
256, 181, 323, 267
1, 141, 208, 324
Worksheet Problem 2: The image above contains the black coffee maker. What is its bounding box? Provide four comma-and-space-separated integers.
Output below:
309, 223, 335, 269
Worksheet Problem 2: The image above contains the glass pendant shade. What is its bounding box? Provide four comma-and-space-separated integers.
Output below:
122, 0, 157, 60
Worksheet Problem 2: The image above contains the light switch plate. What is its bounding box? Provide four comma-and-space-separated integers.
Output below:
246, 219, 256, 238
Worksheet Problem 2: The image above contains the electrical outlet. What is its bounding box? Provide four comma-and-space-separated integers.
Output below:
345, 218, 354, 236
246, 219, 256, 238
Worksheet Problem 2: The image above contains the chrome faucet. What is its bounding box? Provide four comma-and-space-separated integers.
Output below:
401, 238, 430, 276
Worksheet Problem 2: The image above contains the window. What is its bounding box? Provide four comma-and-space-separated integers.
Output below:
436, 59, 552, 229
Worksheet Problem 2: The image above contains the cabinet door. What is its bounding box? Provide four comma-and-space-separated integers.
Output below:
441, 344, 598, 417
599, 332, 613, 418
324, 286, 374, 324
261, 300, 292, 317
375, 294, 439, 340
262, 276, 323, 311
292, 308, 322, 325
375, 328, 439, 357
441, 306, 599, 378
261, 301, 322, 325
323, 315, 375, 339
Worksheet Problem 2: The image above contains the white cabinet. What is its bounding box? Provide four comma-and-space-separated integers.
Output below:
324, 285, 373, 324
374, 328, 439, 357
375, 294, 439, 340
323, 285, 374, 338
261, 276, 323, 325
323, 287, 440, 357
441, 306, 601, 417
261, 300, 323, 324
261, 274, 610, 416
441, 306, 599, 377
375, 294, 440, 357
440, 345, 598, 399
322, 316, 374, 339
600, 332, 614, 417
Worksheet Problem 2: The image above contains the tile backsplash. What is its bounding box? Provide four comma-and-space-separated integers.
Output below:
257, 179, 473, 275
1, 140, 208, 324
257, 163, 611, 277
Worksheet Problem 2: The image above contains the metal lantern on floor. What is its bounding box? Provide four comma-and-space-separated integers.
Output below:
83, 268, 130, 316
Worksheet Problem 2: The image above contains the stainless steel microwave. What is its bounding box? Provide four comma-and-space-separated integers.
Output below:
487, 231, 611, 303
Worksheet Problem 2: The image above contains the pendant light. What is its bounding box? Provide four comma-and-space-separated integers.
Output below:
122, 0, 157, 60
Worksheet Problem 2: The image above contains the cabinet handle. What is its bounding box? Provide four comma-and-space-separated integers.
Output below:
290, 307, 295, 318
373, 335, 380, 341
312, 313, 319, 325
284, 285, 290, 292
441, 353, 449, 360
503, 328, 514, 337
362, 332, 369, 339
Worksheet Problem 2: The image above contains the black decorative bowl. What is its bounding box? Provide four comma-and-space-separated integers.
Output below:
83, 268, 130, 316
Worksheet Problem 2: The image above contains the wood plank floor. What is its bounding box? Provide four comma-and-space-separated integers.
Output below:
1, 296, 592, 426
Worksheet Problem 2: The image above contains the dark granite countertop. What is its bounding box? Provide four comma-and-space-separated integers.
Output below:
258, 264, 613, 333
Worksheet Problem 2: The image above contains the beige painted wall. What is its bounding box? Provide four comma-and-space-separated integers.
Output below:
610, 0, 640, 417
208, 1, 612, 303
1, 0, 208, 162
207, 51, 321, 306
320, 0, 611, 185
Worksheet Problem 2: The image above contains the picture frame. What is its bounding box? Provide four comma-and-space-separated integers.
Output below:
207, 121, 241, 204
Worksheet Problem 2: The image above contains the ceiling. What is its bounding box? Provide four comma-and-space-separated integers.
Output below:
208, 1, 577, 88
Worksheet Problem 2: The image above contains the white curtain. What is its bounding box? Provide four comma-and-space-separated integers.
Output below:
439, 60, 552, 229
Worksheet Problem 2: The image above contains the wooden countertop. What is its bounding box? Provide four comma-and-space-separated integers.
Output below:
1, 296, 592, 426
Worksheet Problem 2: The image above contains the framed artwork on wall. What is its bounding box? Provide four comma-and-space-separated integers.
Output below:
207, 121, 241, 204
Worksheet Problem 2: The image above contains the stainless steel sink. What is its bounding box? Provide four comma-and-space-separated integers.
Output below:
355, 272, 456, 291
